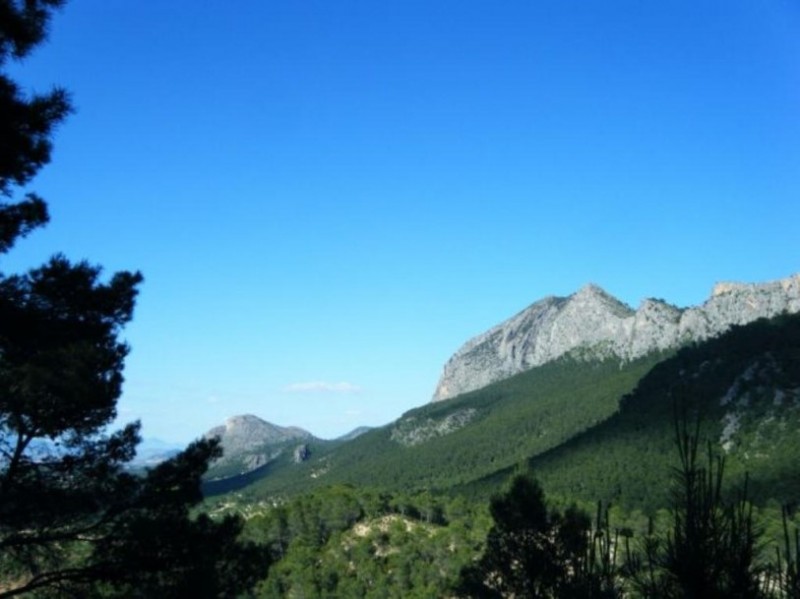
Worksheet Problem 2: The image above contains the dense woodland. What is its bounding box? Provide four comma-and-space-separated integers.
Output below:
227, 353, 666, 501
529, 313, 800, 511
2, 2, 800, 597
218, 431, 800, 598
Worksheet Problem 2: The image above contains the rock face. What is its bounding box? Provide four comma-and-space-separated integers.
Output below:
390, 408, 478, 447
432, 274, 800, 402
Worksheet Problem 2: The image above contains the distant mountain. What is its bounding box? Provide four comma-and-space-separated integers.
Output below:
432, 274, 800, 401
203, 414, 314, 480
129, 438, 183, 468
20, 437, 183, 471
337, 426, 372, 441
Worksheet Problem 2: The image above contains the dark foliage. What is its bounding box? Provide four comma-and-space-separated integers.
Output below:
0, 209, 147, 597
456, 474, 622, 598
0, 0, 70, 253
770, 506, 800, 598
88, 439, 270, 598
0, 0, 66, 60
626, 416, 765, 598
0, 2, 270, 595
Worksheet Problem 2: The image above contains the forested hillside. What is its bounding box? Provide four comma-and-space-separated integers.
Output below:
221, 352, 665, 501
524, 312, 800, 511
226, 313, 800, 513
213, 314, 800, 597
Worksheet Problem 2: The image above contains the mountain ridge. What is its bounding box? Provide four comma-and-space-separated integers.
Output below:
432, 274, 800, 401
203, 312, 800, 514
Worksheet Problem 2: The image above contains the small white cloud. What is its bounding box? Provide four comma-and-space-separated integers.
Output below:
283, 381, 362, 394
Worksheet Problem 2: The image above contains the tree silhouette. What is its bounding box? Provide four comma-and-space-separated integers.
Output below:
0, 2, 269, 595
628, 415, 765, 599
456, 474, 621, 598
0, 0, 69, 252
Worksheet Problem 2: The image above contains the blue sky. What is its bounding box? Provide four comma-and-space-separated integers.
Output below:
5, 1, 800, 443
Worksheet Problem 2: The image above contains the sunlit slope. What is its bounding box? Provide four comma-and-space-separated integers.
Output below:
236, 353, 664, 499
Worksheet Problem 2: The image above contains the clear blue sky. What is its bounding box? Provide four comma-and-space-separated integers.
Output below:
5, 1, 800, 443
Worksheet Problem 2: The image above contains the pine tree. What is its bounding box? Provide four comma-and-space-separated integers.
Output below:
455, 474, 622, 598
628, 415, 765, 599
0, 2, 269, 595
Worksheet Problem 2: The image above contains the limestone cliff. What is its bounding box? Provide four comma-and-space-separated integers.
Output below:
432, 274, 800, 402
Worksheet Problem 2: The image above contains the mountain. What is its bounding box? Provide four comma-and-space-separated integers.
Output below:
469, 311, 800, 510
432, 274, 800, 401
199, 278, 800, 598
220, 314, 800, 599
203, 414, 315, 479
230, 353, 664, 499
201, 275, 800, 518
229, 312, 800, 513
336, 426, 373, 441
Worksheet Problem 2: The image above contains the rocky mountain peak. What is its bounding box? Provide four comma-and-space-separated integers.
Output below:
712, 281, 747, 297
575, 282, 619, 301
575, 282, 604, 296
432, 274, 800, 402
205, 414, 311, 457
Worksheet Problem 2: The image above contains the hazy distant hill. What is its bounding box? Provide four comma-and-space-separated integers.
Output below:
432, 274, 800, 401
129, 438, 183, 469
337, 426, 373, 441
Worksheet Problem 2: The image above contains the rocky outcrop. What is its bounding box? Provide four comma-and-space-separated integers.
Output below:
390, 408, 478, 447
293, 444, 310, 463
432, 274, 800, 402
